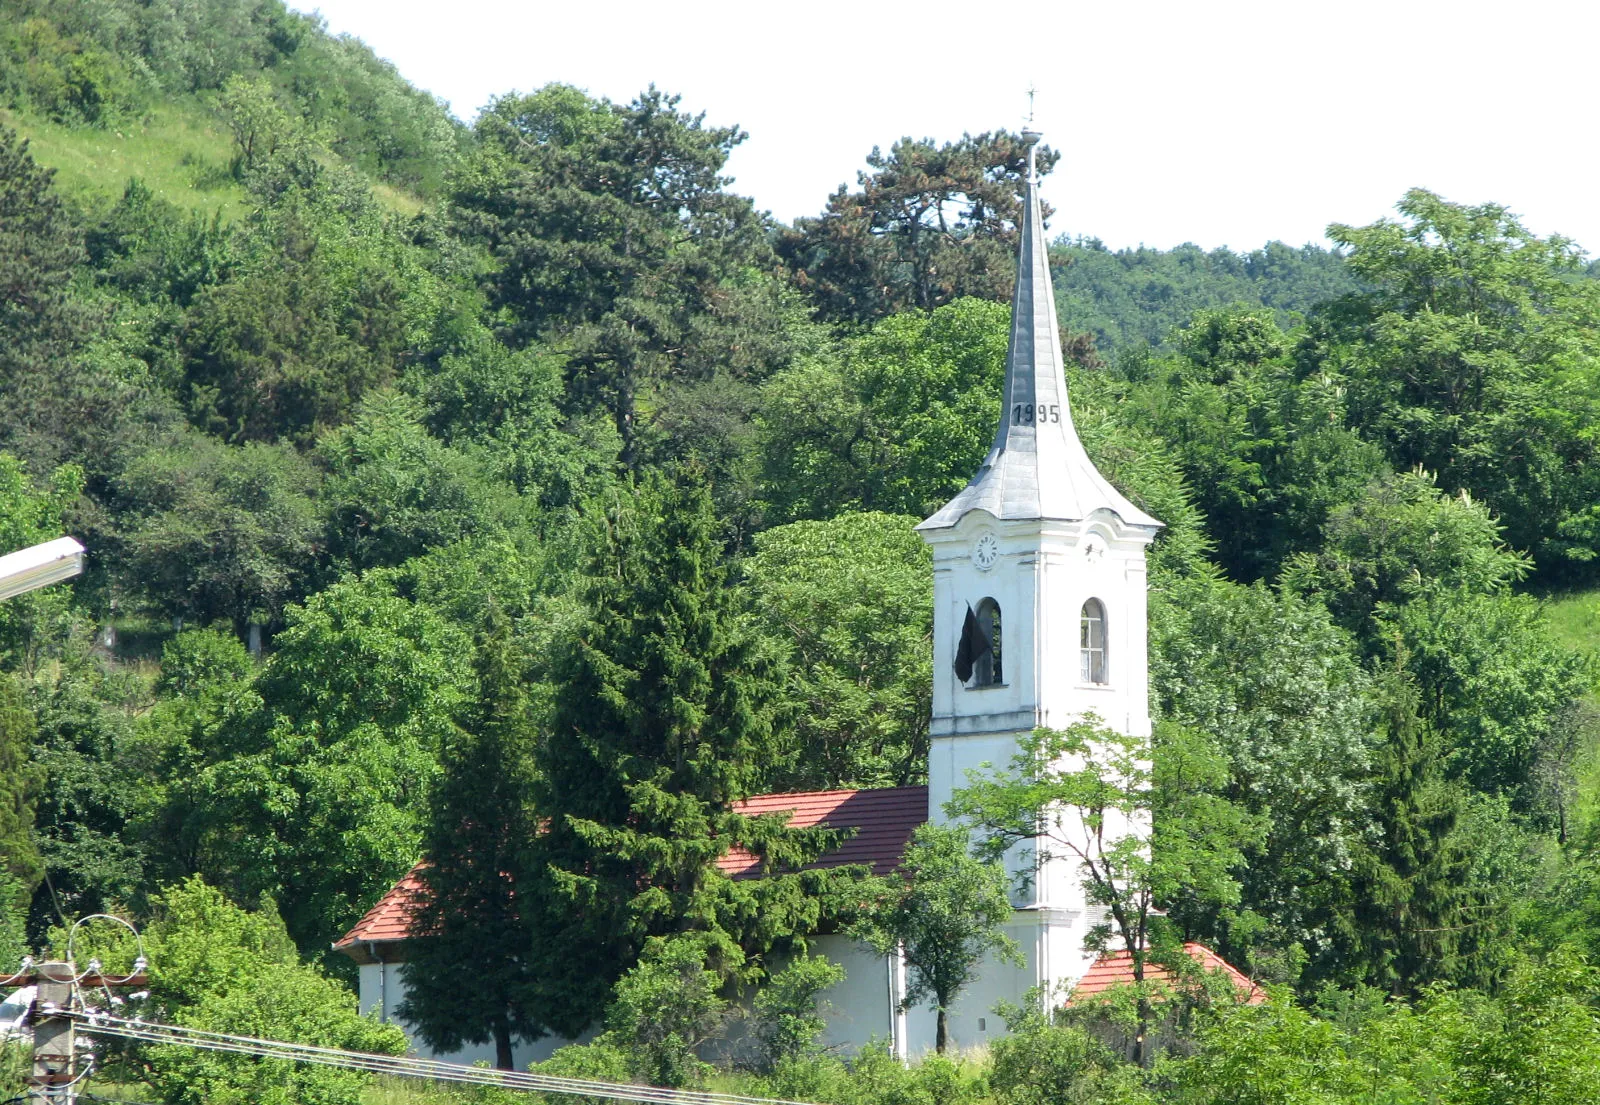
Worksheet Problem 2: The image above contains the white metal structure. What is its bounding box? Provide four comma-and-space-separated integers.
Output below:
0, 537, 84, 601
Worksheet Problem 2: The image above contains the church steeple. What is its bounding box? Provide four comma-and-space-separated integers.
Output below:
919, 131, 1160, 533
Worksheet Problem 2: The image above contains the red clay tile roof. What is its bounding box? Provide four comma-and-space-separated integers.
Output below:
1066, 942, 1265, 1006
334, 865, 426, 954
717, 786, 928, 878
335, 785, 928, 955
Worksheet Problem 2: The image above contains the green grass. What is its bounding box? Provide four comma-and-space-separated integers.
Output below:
2, 101, 248, 221
1542, 587, 1600, 666
3, 99, 427, 222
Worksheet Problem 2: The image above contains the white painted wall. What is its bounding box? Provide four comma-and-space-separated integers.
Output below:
356, 960, 586, 1068
922, 504, 1156, 1013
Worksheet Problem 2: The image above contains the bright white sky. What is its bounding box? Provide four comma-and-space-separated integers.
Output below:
288, 0, 1598, 255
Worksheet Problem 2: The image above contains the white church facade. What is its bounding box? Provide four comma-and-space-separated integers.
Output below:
337, 129, 1204, 1065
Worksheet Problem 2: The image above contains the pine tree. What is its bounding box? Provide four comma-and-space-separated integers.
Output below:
524, 472, 847, 1038
395, 611, 542, 1070
0, 124, 118, 474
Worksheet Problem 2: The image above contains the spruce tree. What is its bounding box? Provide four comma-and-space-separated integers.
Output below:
397, 611, 542, 1070
525, 472, 847, 1037
1344, 668, 1484, 995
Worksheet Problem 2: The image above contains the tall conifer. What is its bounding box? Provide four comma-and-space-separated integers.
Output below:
525, 472, 847, 1037
399, 611, 543, 1069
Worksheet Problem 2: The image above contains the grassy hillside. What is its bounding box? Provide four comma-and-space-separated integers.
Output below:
0, 102, 248, 220
1544, 588, 1600, 668
0, 0, 455, 220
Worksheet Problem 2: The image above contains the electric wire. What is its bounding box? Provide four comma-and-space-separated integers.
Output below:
71, 1011, 819, 1105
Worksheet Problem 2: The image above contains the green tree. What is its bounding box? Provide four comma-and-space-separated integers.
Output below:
1122, 306, 1386, 581
398, 612, 543, 1070
745, 512, 931, 789
183, 575, 471, 953
757, 298, 1009, 520
26, 643, 148, 929
111, 433, 320, 637
603, 930, 737, 1087
320, 390, 520, 573
216, 73, 308, 177
1150, 577, 1376, 981
750, 952, 847, 1067
0, 124, 115, 475
1341, 668, 1488, 996
0, 674, 41, 899
1281, 467, 1530, 640
452, 84, 791, 464
403, 325, 620, 509
950, 723, 1257, 1064
1381, 588, 1588, 802
1315, 188, 1600, 574
850, 822, 1018, 1054
525, 473, 846, 1037
137, 877, 407, 1105
778, 132, 1056, 324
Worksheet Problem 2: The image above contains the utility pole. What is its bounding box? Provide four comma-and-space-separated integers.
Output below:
28, 963, 75, 1105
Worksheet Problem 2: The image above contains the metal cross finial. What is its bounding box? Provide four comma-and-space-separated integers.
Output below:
1026, 84, 1037, 126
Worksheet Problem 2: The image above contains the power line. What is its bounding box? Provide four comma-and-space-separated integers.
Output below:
71, 1012, 815, 1105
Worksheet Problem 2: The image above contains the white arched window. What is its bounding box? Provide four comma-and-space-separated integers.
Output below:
1080, 598, 1108, 684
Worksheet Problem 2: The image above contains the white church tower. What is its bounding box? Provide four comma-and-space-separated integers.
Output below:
912, 128, 1163, 1046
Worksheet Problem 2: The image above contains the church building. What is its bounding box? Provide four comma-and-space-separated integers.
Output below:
337, 128, 1231, 1065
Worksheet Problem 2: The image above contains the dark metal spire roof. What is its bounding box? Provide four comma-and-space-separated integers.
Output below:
919, 132, 1161, 532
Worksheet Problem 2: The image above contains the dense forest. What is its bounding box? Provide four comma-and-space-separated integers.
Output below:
2, 1, 1600, 1102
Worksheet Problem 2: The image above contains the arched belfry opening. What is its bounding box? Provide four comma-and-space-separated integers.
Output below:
1080, 598, 1108, 684
955, 599, 1003, 687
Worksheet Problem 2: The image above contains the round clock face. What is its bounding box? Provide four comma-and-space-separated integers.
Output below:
973, 533, 1000, 571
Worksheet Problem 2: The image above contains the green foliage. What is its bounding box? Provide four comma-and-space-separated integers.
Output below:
604, 931, 735, 1087
850, 822, 1019, 1053
0, 673, 42, 897
746, 512, 931, 789
1282, 467, 1530, 638
1319, 188, 1600, 574
1383, 588, 1590, 802
989, 999, 1112, 1105
137, 877, 407, 1105
399, 613, 543, 1070
0, 122, 129, 475
1051, 238, 1359, 354
758, 297, 1009, 520
26, 641, 149, 927
1118, 306, 1387, 580
1150, 578, 1375, 979
951, 722, 1256, 1046
179, 182, 419, 445
320, 390, 519, 573
454, 83, 789, 463
778, 132, 1056, 323
527, 472, 850, 1036
403, 325, 620, 510
174, 575, 471, 953
0, 866, 25, 970
111, 432, 320, 633
751, 952, 847, 1067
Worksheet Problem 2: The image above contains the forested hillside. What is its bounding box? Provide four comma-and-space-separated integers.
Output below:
2, 4, 1600, 1102
1051, 238, 1360, 353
